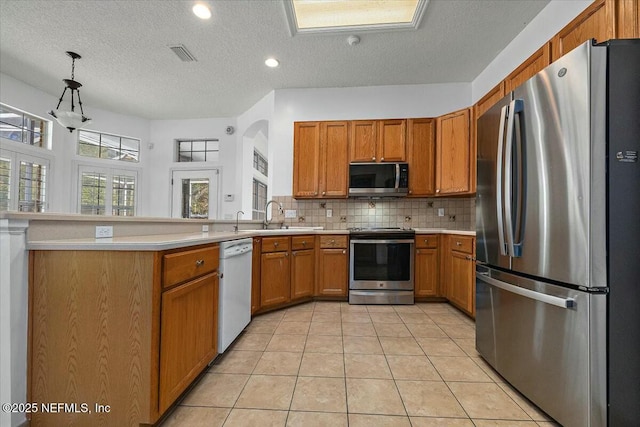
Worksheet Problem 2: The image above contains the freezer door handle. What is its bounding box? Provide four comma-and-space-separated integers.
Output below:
496, 104, 509, 256
477, 272, 575, 309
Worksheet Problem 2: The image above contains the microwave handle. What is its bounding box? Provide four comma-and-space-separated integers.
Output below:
395, 163, 400, 189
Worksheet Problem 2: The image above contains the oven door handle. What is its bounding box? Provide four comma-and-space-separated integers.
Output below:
350, 239, 415, 244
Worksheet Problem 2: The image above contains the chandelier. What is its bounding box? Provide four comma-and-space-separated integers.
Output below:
48, 51, 92, 132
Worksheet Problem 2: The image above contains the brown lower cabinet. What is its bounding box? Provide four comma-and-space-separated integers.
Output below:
291, 236, 315, 299
442, 235, 476, 317
28, 244, 220, 426
260, 251, 291, 307
414, 234, 440, 297
316, 235, 349, 297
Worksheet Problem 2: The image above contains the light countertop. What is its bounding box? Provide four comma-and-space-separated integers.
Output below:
27, 228, 474, 251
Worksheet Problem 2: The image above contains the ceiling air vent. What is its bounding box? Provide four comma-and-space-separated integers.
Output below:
169, 44, 197, 62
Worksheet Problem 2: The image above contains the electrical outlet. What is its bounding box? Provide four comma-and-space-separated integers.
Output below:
326, 209, 333, 218
202, 225, 209, 232
340, 216, 347, 222
438, 208, 445, 217
95, 226, 113, 239
285, 209, 297, 218
449, 215, 456, 222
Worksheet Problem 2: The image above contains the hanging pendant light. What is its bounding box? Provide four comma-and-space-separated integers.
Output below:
48, 51, 92, 132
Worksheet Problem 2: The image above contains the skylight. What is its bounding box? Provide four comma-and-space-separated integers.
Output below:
284, 0, 428, 35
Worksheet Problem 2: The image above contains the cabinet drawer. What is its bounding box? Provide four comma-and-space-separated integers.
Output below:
291, 235, 314, 251
449, 235, 474, 254
163, 245, 219, 289
262, 236, 290, 253
320, 235, 348, 249
416, 234, 438, 249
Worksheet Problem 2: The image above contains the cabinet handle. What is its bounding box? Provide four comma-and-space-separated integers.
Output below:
466, 255, 475, 261
322, 191, 326, 195
195, 259, 205, 266
314, 192, 318, 195
424, 239, 429, 243
285, 252, 289, 257
292, 252, 296, 256
409, 190, 412, 194
302, 241, 307, 246
342, 250, 346, 254
417, 249, 420, 254
456, 241, 462, 246
331, 239, 336, 244
274, 242, 279, 247
372, 156, 376, 161
381, 157, 384, 161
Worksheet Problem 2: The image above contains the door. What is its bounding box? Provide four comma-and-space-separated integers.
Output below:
475, 266, 606, 427
510, 42, 601, 288
171, 169, 219, 219
476, 94, 511, 271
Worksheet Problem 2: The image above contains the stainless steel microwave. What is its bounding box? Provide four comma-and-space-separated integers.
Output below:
348, 162, 409, 197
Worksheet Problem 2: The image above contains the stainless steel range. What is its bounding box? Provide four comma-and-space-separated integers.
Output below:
348, 227, 415, 304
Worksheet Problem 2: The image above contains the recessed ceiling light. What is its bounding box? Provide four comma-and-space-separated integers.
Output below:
265, 58, 280, 68
192, 3, 211, 20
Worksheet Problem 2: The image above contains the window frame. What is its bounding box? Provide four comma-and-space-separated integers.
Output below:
77, 129, 141, 163
75, 162, 140, 216
0, 102, 52, 150
175, 138, 220, 163
0, 148, 51, 212
252, 178, 268, 220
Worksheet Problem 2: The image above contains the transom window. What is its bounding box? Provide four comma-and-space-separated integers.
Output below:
177, 139, 220, 162
78, 130, 140, 163
0, 103, 49, 148
0, 150, 49, 212
253, 149, 268, 175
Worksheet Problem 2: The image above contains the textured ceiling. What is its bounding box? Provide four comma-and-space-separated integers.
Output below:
0, 0, 549, 119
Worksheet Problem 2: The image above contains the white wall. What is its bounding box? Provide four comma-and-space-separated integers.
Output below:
270, 83, 471, 196
147, 117, 239, 219
472, 0, 592, 102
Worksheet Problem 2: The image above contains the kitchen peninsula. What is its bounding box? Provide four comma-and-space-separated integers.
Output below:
1, 213, 474, 426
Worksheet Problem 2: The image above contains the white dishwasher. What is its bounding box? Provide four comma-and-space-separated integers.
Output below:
218, 238, 253, 353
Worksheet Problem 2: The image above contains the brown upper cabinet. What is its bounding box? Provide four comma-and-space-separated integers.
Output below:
406, 118, 436, 197
551, 0, 615, 61
350, 119, 406, 162
475, 82, 505, 120
504, 44, 551, 93
616, 0, 639, 38
293, 121, 349, 199
436, 108, 473, 195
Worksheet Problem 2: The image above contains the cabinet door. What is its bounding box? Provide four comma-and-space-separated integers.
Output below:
317, 248, 348, 296
261, 252, 290, 307
616, 0, 640, 38
377, 119, 406, 162
291, 249, 315, 299
406, 118, 435, 196
447, 251, 474, 316
504, 44, 551, 93
475, 82, 505, 119
293, 122, 321, 198
415, 248, 439, 297
551, 0, 615, 61
159, 272, 218, 413
320, 121, 349, 198
436, 108, 471, 195
350, 120, 377, 162
251, 237, 262, 314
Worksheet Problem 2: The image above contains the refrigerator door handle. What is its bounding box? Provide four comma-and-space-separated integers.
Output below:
477, 272, 575, 309
512, 99, 525, 257
496, 104, 509, 256
504, 99, 524, 258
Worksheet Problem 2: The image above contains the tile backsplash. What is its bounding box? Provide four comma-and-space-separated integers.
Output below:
270, 196, 475, 231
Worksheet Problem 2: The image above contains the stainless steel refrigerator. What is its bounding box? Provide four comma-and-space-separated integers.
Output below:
476, 39, 639, 427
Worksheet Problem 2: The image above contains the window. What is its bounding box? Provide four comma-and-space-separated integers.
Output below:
253, 149, 268, 175
177, 139, 220, 162
78, 166, 137, 216
0, 150, 49, 212
78, 130, 140, 162
0, 103, 49, 148
252, 179, 267, 220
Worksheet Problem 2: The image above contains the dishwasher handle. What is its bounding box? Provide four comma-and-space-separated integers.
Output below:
477, 272, 575, 309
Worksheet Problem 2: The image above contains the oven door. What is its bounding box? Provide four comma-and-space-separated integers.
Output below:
349, 239, 414, 290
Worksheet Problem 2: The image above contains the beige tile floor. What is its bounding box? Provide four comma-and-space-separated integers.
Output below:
160, 302, 559, 427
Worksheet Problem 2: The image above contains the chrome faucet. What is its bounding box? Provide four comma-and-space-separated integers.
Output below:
234, 210, 244, 233
263, 200, 283, 229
